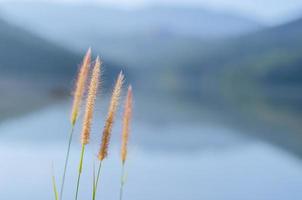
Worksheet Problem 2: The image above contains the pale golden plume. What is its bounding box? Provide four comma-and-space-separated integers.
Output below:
70, 48, 91, 125
121, 85, 133, 164
98, 71, 124, 160
81, 57, 101, 145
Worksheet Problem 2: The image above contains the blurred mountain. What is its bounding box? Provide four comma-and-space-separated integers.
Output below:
204, 17, 302, 85
192, 16, 302, 103
0, 18, 79, 82
229, 17, 302, 116
0, 16, 119, 121
160, 16, 302, 97
174, 17, 302, 157
0, 16, 81, 120
0, 2, 264, 68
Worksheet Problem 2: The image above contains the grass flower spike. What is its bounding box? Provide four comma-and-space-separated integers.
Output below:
71, 48, 91, 126
121, 85, 133, 164
119, 85, 133, 200
75, 57, 101, 200
93, 71, 124, 200
81, 57, 101, 145
60, 48, 91, 200
98, 71, 124, 160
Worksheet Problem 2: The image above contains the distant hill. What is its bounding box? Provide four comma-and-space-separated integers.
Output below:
182, 16, 302, 101
174, 17, 302, 157
0, 17, 119, 121
161, 16, 302, 92
0, 3, 263, 68
0, 17, 79, 82
0, 16, 80, 120
204, 17, 302, 85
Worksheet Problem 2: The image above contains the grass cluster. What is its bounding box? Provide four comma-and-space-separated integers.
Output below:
52, 48, 133, 200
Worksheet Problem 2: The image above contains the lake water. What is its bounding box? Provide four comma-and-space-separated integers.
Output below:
0, 103, 302, 200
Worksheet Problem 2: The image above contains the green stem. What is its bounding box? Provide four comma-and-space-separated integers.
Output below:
52, 164, 59, 200
119, 163, 126, 200
92, 162, 96, 199
92, 161, 102, 200
60, 125, 75, 200
75, 144, 86, 200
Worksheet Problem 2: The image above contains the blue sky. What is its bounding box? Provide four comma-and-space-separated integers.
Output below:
1, 0, 302, 24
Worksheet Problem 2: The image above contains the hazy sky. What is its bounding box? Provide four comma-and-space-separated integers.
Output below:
1, 0, 302, 24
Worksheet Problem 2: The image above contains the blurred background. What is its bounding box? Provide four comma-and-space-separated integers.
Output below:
1, 0, 302, 199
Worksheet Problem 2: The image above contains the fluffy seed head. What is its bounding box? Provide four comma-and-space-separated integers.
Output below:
121, 85, 133, 164
81, 57, 101, 145
70, 48, 91, 125
98, 71, 124, 160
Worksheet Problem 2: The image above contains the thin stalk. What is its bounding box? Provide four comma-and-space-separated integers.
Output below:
119, 163, 126, 200
75, 144, 86, 200
92, 161, 103, 200
52, 164, 59, 200
92, 162, 96, 199
60, 124, 75, 200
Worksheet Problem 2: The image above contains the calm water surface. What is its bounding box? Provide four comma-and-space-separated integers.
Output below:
0, 103, 301, 200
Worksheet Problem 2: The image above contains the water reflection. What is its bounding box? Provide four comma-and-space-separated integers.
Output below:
0, 103, 301, 200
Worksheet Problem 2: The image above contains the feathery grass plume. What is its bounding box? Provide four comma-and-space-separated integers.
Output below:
60, 48, 91, 200
98, 71, 124, 161
71, 48, 91, 126
92, 71, 124, 200
119, 85, 133, 200
81, 57, 101, 145
121, 85, 133, 164
75, 57, 101, 200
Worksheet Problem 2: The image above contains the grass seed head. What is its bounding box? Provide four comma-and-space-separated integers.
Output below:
71, 48, 91, 125
121, 85, 133, 164
81, 56, 101, 145
98, 71, 124, 160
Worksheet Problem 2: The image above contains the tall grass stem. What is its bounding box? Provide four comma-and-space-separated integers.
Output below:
52, 164, 59, 200
92, 161, 103, 200
119, 163, 126, 200
92, 162, 96, 199
60, 125, 75, 200
75, 144, 86, 200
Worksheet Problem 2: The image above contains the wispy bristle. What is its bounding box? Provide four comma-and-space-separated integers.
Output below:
121, 85, 133, 164
98, 71, 124, 160
81, 57, 101, 145
70, 48, 91, 125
